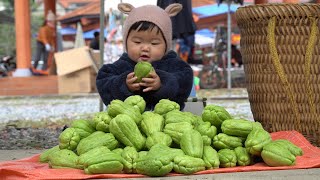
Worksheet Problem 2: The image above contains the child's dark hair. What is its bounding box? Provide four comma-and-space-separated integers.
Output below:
128, 21, 166, 49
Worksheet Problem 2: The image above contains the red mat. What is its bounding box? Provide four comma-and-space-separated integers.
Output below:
0, 131, 320, 179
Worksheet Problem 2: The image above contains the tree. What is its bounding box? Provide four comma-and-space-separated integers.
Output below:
0, 0, 43, 57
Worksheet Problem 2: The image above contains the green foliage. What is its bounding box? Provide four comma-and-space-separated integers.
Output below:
0, 0, 43, 57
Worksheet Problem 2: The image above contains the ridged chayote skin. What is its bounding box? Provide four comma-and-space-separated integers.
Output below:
202, 146, 220, 169
245, 128, 272, 156
109, 114, 146, 151
48, 149, 83, 169
92, 111, 112, 132
154, 99, 180, 116
141, 111, 164, 137
58, 127, 81, 151
107, 99, 142, 125
173, 155, 206, 174
272, 139, 303, 156
77, 146, 111, 166
234, 146, 252, 166
134, 61, 153, 82
39, 145, 60, 163
121, 146, 139, 173
76, 131, 118, 155
221, 119, 263, 138
83, 152, 126, 174
134, 144, 184, 177
218, 149, 237, 168
201, 105, 232, 130
180, 129, 203, 158
124, 95, 146, 113
145, 131, 172, 150
261, 141, 296, 167
70, 119, 96, 139
163, 122, 193, 144
212, 133, 243, 150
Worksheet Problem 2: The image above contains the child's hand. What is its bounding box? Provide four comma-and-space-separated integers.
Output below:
126, 72, 140, 92
139, 71, 161, 92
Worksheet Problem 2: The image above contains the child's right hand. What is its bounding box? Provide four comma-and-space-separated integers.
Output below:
126, 72, 140, 92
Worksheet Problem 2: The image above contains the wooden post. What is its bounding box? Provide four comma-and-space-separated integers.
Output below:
283, 0, 299, 3
44, 0, 56, 16
254, 0, 268, 4
13, 0, 32, 76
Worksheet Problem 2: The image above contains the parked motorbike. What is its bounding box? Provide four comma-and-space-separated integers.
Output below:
0, 55, 16, 77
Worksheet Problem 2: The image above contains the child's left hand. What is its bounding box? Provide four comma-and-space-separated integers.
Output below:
139, 71, 161, 92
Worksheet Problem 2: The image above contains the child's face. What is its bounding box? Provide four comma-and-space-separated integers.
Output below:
127, 27, 166, 63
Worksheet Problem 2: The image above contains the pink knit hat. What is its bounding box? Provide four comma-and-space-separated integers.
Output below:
118, 3, 182, 54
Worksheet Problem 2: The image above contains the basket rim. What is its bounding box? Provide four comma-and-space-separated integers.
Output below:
235, 3, 320, 22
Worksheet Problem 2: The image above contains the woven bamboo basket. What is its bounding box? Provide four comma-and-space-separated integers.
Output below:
235, 3, 320, 146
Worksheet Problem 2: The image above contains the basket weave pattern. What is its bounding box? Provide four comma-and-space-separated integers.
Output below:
235, 3, 320, 146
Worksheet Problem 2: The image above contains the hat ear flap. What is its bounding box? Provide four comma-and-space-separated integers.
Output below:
165, 3, 182, 17
118, 3, 135, 15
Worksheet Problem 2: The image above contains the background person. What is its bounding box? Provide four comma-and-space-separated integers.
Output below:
32, 10, 56, 71
89, 31, 100, 50
157, 0, 197, 63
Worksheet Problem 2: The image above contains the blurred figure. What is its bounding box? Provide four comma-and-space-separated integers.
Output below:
89, 31, 100, 50
157, 0, 197, 63
231, 44, 242, 67
32, 10, 56, 71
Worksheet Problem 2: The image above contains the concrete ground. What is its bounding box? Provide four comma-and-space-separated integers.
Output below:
1, 88, 320, 179
0, 149, 320, 180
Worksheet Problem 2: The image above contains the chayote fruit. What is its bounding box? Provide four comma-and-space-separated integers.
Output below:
71, 119, 96, 139
273, 139, 303, 156
180, 129, 203, 158
154, 99, 180, 116
124, 95, 146, 113
134, 61, 154, 82
121, 146, 139, 173
245, 128, 272, 156
141, 111, 164, 137
109, 114, 146, 151
261, 141, 296, 167
83, 152, 126, 174
202, 105, 232, 130
48, 149, 83, 169
112, 148, 124, 155
76, 131, 118, 155
165, 110, 195, 125
58, 127, 81, 151
218, 149, 237, 168
78, 146, 111, 166
145, 131, 172, 150
234, 146, 252, 166
173, 155, 206, 175
163, 122, 193, 144
39, 145, 60, 163
212, 133, 243, 150
202, 146, 220, 169
221, 119, 263, 138
92, 111, 112, 132
107, 99, 142, 125
134, 144, 183, 177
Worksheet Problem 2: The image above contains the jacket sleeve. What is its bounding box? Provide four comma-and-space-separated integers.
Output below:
96, 63, 134, 106
148, 59, 193, 106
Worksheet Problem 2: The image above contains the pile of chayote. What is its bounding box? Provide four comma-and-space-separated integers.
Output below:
39, 95, 303, 176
